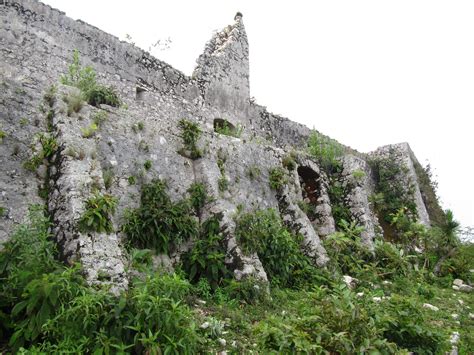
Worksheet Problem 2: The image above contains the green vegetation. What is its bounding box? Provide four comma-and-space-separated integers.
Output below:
23, 133, 58, 172
187, 182, 208, 215
143, 160, 152, 171
352, 168, 366, 181
0, 206, 6, 217
235, 209, 316, 288
61, 50, 120, 108
0, 130, 6, 143
182, 215, 229, 289
178, 119, 202, 159
80, 122, 98, 138
307, 130, 344, 172
214, 120, 242, 138
122, 179, 198, 253
268, 167, 287, 190
63, 91, 84, 116
102, 169, 114, 190
78, 193, 117, 234
282, 152, 297, 171
0, 202, 473, 353
246, 165, 261, 180
92, 110, 108, 127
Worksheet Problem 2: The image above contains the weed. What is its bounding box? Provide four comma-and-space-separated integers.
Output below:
352, 169, 366, 182
92, 110, 108, 127
0, 130, 6, 143
187, 182, 208, 215
282, 152, 297, 170
307, 130, 344, 172
246, 165, 261, 180
182, 215, 229, 288
178, 119, 202, 159
19, 118, 29, 126
122, 179, 198, 253
128, 176, 136, 185
78, 193, 117, 234
0, 206, 6, 217
218, 176, 228, 192
143, 160, 152, 170
81, 123, 98, 138
268, 167, 286, 190
63, 92, 84, 116
102, 169, 114, 190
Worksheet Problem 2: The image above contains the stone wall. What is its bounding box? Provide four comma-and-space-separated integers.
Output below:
0, 0, 437, 288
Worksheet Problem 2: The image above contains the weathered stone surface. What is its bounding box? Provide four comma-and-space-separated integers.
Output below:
0, 0, 437, 290
370, 143, 430, 226
340, 155, 381, 249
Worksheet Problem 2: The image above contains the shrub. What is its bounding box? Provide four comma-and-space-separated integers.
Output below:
182, 215, 229, 288
81, 123, 98, 138
178, 119, 202, 159
235, 209, 313, 287
187, 182, 208, 215
143, 160, 152, 170
23, 133, 58, 172
214, 120, 242, 138
87, 86, 120, 107
64, 91, 84, 116
282, 152, 297, 171
307, 130, 344, 172
60, 50, 120, 108
122, 179, 198, 253
78, 193, 117, 234
217, 176, 228, 192
268, 167, 286, 191
352, 169, 366, 182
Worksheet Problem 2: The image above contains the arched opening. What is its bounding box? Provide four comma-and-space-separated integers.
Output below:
214, 118, 237, 136
297, 166, 321, 222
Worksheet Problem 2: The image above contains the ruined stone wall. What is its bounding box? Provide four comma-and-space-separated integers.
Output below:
0, 0, 437, 289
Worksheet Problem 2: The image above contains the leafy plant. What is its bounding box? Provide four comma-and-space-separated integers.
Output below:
352, 169, 366, 182
102, 169, 114, 190
23, 133, 58, 172
182, 215, 229, 288
282, 152, 297, 171
217, 176, 228, 192
81, 123, 98, 138
143, 160, 152, 170
235, 209, 313, 287
78, 193, 117, 234
307, 130, 344, 172
178, 119, 202, 159
187, 182, 208, 215
122, 179, 198, 253
214, 120, 242, 138
268, 167, 287, 191
60, 50, 120, 108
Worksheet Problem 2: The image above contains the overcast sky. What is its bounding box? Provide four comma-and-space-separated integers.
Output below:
42, 0, 473, 229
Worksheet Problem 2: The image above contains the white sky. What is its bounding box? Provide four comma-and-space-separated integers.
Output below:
42, 0, 473, 228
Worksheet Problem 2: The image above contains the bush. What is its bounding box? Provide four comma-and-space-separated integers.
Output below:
122, 179, 198, 254
87, 86, 120, 107
78, 193, 117, 234
187, 182, 208, 215
182, 215, 229, 288
60, 50, 120, 108
268, 167, 286, 191
178, 119, 202, 159
23, 133, 58, 172
307, 130, 344, 172
235, 209, 313, 287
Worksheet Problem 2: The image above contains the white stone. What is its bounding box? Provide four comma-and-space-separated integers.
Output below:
342, 275, 357, 289
450, 332, 460, 345
423, 303, 439, 312
372, 297, 382, 303
356, 292, 364, 297
453, 279, 464, 287
218, 338, 227, 347
200, 322, 210, 329
459, 284, 473, 293
451, 313, 459, 320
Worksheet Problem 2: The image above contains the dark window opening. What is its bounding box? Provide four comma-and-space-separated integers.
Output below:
214, 118, 236, 133
297, 166, 321, 221
136, 86, 146, 101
